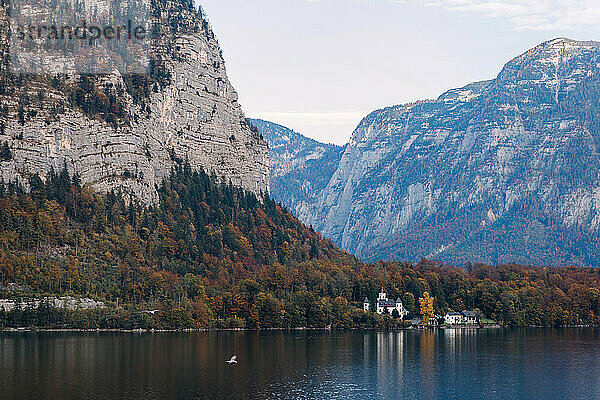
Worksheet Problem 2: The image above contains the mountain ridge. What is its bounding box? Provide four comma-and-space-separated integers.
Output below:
249, 118, 344, 223
264, 37, 600, 267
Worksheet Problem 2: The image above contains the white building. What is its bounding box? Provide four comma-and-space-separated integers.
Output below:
462, 311, 480, 325
444, 312, 465, 325
363, 298, 370, 312
444, 311, 481, 325
363, 289, 408, 319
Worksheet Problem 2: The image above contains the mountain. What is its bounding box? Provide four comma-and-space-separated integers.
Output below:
266, 38, 600, 267
0, 163, 363, 329
5, 164, 600, 330
249, 119, 344, 223
0, 0, 269, 203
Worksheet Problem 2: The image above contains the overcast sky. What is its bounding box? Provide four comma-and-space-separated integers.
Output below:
199, 0, 600, 144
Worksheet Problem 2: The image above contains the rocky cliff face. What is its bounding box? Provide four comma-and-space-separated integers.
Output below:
268, 38, 600, 267
0, 0, 269, 203
250, 119, 343, 222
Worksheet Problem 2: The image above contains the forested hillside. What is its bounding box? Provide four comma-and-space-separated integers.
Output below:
1, 167, 600, 329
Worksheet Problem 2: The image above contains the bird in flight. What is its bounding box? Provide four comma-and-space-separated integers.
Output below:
226, 355, 238, 364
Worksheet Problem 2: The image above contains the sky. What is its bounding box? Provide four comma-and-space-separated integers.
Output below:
199, 0, 600, 145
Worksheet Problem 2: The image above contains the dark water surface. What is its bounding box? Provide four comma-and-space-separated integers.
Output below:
1, 328, 600, 399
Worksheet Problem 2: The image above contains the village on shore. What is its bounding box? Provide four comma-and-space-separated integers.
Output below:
362, 289, 497, 328
0, 285, 501, 331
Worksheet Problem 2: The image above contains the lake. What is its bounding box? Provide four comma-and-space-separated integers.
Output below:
1, 328, 600, 399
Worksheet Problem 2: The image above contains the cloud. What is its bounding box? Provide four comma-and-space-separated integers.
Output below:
389, 0, 600, 30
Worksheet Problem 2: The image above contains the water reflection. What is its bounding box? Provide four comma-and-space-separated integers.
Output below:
1, 329, 600, 399
373, 332, 404, 395
420, 330, 435, 398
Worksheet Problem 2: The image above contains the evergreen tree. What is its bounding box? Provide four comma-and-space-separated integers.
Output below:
0, 141, 11, 161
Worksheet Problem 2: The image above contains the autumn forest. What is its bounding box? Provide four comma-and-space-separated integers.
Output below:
1, 164, 600, 330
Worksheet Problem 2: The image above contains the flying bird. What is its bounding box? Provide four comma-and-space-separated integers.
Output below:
226, 355, 238, 364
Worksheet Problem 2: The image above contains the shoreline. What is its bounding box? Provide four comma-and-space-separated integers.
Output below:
1, 324, 595, 333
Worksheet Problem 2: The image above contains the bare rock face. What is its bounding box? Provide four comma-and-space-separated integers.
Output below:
267, 38, 600, 267
249, 119, 344, 223
0, 0, 269, 203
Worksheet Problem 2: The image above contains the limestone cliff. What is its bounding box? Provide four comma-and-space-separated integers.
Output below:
249, 119, 344, 223
267, 38, 600, 267
0, 0, 269, 203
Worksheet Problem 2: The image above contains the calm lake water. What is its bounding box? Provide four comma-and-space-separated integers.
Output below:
1, 328, 600, 399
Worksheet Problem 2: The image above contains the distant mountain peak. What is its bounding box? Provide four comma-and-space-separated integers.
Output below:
499, 38, 600, 80
526, 37, 599, 58
546, 37, 580, 45
268, 38, 600, 267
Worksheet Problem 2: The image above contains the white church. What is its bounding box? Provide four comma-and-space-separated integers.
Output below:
363, 289, 409, 319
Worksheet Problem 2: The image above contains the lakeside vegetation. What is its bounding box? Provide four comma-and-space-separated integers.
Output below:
1, 165, 600, 330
